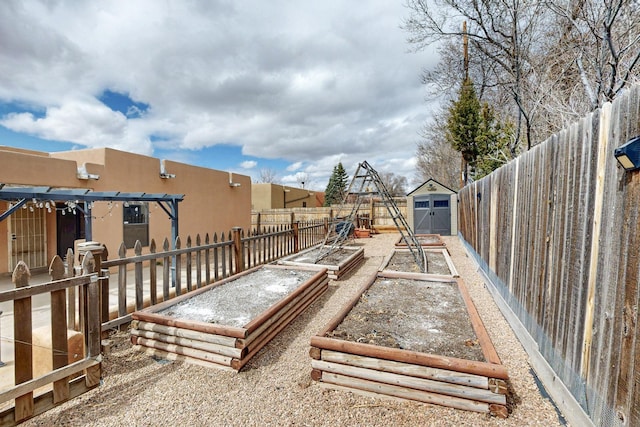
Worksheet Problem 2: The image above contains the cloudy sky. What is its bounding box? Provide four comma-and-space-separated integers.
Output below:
0, 1, 439, 191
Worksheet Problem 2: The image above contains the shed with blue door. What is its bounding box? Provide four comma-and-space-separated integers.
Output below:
406, 178, 457, 236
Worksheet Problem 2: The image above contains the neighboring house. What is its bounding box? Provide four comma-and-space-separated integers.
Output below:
406, 178, 458, 236
251, 183, 320, 210
0, 146, 251, 275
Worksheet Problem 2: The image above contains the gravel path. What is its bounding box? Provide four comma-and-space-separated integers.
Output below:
24, 234, 565, 426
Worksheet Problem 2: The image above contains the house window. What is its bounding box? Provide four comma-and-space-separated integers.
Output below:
415, 200, 429, 209
123, 203, 149, 248
434, 200, 449, 208
303, 202, 307, 207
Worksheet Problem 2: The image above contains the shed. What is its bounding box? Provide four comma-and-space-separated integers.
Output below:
406, 178, 457, 236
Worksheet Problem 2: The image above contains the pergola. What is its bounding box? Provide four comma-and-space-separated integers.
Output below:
0, 184, 184, 246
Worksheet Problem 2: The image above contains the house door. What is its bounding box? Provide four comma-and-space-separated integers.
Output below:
413, 195, 451, 235
56, 202, 85, 257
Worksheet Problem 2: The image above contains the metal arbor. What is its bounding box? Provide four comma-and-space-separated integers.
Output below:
315, 161, 426, 273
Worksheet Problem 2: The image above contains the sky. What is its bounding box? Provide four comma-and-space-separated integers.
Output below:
0, 1, 440, 191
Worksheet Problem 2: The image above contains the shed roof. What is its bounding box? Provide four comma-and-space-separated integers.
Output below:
406, 178, 457, 196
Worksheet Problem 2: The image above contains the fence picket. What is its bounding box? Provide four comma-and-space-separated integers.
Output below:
174, 237, 182, 296
205, 233, 211, 285
49, 255, 70, 403
149, 239, 157, 305
65, 248, 77, 331
13, 261, 34, 421
118, 243, 127, 317
186, 235, 193, 292
196, 234, 202, 289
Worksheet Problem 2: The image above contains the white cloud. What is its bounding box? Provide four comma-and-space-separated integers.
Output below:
0, 99, 153, 154
286, 162, 303, 172
0, 0, 441, 188
240, 160, 257, 169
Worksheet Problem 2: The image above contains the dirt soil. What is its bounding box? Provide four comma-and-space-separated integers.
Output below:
385, 250, 451, 275
159, 267, 316, 327
330, 276, 485, 361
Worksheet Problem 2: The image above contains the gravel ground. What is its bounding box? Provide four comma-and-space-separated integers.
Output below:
24, 234, 565, 427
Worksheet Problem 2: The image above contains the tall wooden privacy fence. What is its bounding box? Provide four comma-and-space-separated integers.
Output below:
252, 199, 408, 230
458, 84, 640, 427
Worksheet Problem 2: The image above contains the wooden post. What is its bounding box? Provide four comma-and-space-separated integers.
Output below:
175, 237, 182, 296
77, 242, 106, 325
232, 227, 243, 274
49, 256, 70, 403
118, 242, 127, 318
65, 248, 77, 331
195, 234, 202, 289
81, 252, 101, 387
293, 221, 300, 253
150, 239, 157, 304
13, 261, 34, 422
134, 240, 143, 310
163, 238, 171, 301
186, 236, 193, 292
256, 213, 261, 234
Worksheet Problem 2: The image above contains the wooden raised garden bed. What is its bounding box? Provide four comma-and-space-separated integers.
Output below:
381, 248, 459, 278
131, 264, 328, 371
277, 245, 365, 280
309, 271, 509, 418
395, 234, 446, 248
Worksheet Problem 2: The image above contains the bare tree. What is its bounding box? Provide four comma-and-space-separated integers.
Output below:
546, 0, 640, 110
379, 172, 409, 196
404, 0, 548, 151
295, 172, 310, 188
258, 168, 279, 184
415, 109, 461, 190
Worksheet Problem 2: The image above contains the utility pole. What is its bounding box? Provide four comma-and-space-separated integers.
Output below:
461, 21, 469, 188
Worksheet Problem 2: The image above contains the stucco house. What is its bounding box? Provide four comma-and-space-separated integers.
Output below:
251, 183, 320, 210
0, 146, 251, 275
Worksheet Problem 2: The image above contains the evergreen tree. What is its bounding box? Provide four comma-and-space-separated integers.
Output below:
446, 78, 481, 183
474, 104, 512, 178
324, 162, 349, 206
446, 78, 511, 183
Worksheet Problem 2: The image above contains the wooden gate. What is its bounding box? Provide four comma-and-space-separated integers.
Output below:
0, 251, 102, 425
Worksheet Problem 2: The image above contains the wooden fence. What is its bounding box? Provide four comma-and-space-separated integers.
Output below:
252, 199, 407, 230
0, 251, 101, 425
99, 220, 327, 331
458, 84, 640, 427
0, 220, 325, 423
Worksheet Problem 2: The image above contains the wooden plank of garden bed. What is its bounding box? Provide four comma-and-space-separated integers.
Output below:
130, 329, 245, 359
455, 278, 502, 366
312, 359, 506, 405
425, 248, 459, 277
133, 336, 234, 367
244, 268, 327, 335
132, 346, 236, 372
239, 274, 328, 347
321, 372, 490, 414
132, 311, 248, 339
310, 336, 509, 380
377, 270, 458, 283
318, 349, 489, 389
232, 281, 329, 371
131, 320, 238, 347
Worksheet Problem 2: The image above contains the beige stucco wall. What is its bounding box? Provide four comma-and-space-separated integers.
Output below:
252, 183, 317, 210
0, 146, 251, 274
